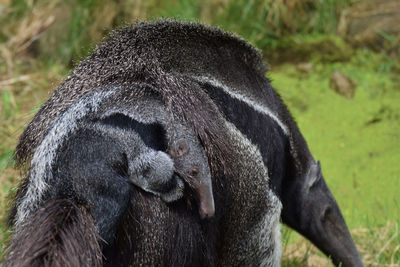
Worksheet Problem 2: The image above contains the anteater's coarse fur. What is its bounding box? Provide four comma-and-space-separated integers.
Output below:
6, 20, 282, 266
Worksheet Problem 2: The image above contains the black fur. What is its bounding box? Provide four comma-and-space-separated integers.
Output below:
4, 199, 102, 267
100, 113, 168, 151
6, 20, 361, 267
196, 80, 363, 266
200, 82, 293, 196
6, 83, 229, 266
47, 126, 132, 245
102, 182, 224, 267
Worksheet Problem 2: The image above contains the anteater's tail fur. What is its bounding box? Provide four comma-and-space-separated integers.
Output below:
3, 199, 103, 267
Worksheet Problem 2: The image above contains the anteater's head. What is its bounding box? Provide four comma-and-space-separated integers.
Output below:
282, 161, 364, 267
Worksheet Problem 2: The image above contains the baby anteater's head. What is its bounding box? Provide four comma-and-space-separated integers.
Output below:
168, 124, 214, 219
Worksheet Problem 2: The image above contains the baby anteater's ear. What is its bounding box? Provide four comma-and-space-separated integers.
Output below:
128, 150, 184, 202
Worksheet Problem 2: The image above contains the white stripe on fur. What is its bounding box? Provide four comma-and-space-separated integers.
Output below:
15, 90, 117, 227
192, 75, 289, 135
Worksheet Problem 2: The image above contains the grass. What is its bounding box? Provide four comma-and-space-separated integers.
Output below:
1, 0, 399, 265
270, 49, 400, 228
281, 222, 400, 266
270, 49, 400, 265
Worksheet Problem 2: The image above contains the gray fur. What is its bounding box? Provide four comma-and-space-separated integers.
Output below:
189, 63, 363, 266
15, 90, 116, 227
9, 20, 285, 266
168, 122, 214, 218
15, 85, 185, 226
87, 122, 183, 203
216, 121, 281, 266
96, 89, 215, 214
192, 75, 289, 135
14, 20, 267, 166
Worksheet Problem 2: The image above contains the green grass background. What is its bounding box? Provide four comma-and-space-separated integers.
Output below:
271, 50, 400, 228
0, 0, 399, 265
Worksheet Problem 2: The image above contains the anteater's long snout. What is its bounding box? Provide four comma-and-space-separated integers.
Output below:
282, 162, 364, 267
195, 179, 215, 219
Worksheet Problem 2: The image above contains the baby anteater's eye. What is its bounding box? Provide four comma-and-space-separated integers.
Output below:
188, 166, 199, 177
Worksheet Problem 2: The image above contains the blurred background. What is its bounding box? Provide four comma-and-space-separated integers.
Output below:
0, 0, 399, 265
